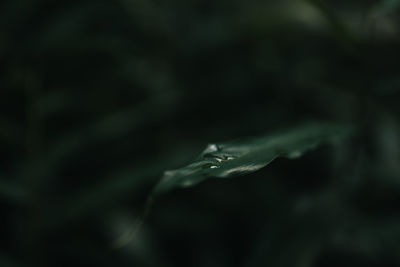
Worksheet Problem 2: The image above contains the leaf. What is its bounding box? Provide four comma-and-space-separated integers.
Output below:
152, 122, 354, 195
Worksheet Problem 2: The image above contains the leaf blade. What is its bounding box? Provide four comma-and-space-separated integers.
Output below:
153, 122, 354, 195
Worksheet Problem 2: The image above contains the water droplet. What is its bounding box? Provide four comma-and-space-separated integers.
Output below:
286, 150, 303, 159
181, 180, 194, 187
203, 152, 236, 162
201, 163, 218, 169
204, 143, 219, 154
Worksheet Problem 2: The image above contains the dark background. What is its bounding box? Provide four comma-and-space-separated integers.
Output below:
1, 0, 400, 266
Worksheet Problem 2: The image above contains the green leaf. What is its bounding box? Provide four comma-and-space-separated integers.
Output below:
152, 122, 354, 195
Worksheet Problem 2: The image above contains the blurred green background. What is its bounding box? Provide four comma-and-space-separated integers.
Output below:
1, 0, 400, 266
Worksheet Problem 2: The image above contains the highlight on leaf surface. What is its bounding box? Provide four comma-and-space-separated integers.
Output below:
152, 121, 354, 195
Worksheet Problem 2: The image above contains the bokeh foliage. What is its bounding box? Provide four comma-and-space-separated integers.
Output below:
1, 0, 400, 266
